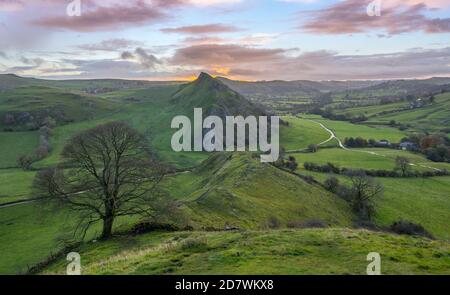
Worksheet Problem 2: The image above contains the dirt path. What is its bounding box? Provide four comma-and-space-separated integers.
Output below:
303, 117, 442, 172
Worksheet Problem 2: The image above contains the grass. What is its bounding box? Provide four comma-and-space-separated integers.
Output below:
0, 132, 40, 168
291, 148, 450, 172
0, 169, 36, 204
280, 116, 331, 150
163, 153, 353, 229
42, 228, 450, 275
0, 203, 140, 274
0, 86, 117, 130
334, 102, 408, 117
375, 177, 450, 240
0, 153, 353, 274
301, 114, 407, 142
366, 92, 450, 133
294, 164, 450, 240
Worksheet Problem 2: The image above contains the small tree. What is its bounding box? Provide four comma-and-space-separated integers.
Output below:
308, 144, 319, 153
395, 156, 411, 177
324, 176, 339, 193
346, 170, 383, 221
34, 122, 168, 240
17, 155, 34, 171
286, 156, 298, 172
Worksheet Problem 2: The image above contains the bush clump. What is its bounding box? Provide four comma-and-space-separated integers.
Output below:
389, 221, 433, 239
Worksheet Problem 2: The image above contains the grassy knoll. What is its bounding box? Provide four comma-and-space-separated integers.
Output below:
42, 228, 450, 275
0, 132, 40, 168
301, 114, 407, 142
0, 169, 36, 204
280, 116, 331, 150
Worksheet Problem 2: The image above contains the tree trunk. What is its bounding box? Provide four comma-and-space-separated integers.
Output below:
101, 216, 114, 240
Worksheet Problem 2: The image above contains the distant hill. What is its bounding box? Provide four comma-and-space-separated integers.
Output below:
0, 73, 181, 93
217, 76, 384, 98
340, 78, 450, 99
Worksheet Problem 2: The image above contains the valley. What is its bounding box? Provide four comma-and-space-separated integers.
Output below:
0, 73, 449, 275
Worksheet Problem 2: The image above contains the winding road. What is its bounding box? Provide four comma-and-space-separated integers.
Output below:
299, 117, 442, 172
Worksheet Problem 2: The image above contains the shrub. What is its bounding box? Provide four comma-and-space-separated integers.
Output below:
131, 221, 179, 235
17, 155, 34, 171
324, 176, 339, 192
267, 216, 281, 229
390, 221, 433, 239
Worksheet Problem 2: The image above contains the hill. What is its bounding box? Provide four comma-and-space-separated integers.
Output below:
164, 153, 352, 229
0, 85, 118, 131
173, 73, 267, 118
41, 228, 450, 275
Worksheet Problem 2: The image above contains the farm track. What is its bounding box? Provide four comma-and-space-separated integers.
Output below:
299, 117, 442, 172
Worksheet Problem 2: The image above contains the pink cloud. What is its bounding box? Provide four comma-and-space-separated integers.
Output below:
300, 0, 450, 35
161, 23, 242, 34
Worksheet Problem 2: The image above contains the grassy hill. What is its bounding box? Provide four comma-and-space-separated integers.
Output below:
0, 85, 118, 130
41, 228, 450, 275
164, 153, 352, 229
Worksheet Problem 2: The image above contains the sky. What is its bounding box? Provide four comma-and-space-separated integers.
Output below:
0, 0, 449, 81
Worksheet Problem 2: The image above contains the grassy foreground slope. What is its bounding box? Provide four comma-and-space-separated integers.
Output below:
42, 229, 450, 275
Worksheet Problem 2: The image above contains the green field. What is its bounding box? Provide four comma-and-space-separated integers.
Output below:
42, 229, 450, 275
300, 114, 407, 142
0, 132, 40, 168
0, 169, 36, 204
366, 92, 450, 133
291, 148, 450, 172
280, 116, 331, 151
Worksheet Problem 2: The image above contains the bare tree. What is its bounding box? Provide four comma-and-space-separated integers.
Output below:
34, 122, 168, 240
395, 156, 411, 177
346, 170, 383, 221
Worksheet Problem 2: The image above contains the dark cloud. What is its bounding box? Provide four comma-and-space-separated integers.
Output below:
161, 23, 242, 34
300, 0, 450, 35
171, 44, 286, 66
